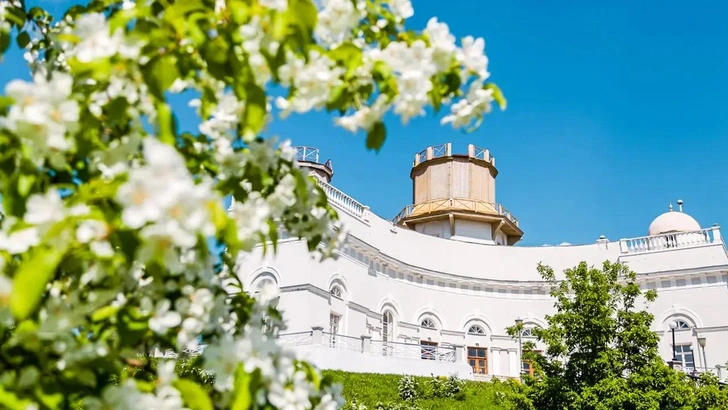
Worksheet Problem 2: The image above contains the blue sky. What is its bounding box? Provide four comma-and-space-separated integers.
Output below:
2, 0, 728, 246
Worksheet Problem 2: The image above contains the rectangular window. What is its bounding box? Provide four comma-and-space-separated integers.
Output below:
675, 344, 695, 370
328, 313, 340, 347
521, 350, 542, 377
468, 347, 488, 374
421, 341, 438, 360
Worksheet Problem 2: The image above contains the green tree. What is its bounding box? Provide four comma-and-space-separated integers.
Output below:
507, 261, 728, 410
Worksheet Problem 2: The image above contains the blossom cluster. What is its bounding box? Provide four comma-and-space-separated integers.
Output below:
0, 0, 503, 408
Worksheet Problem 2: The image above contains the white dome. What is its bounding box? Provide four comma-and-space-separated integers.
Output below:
648, 211, 701, 236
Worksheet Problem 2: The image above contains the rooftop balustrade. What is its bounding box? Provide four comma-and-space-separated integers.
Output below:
619, 226, 723, 254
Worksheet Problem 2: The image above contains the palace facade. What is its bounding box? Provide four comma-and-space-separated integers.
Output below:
235, 144, 728, 381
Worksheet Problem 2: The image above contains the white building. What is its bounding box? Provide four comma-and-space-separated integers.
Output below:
236, 143, 728, 381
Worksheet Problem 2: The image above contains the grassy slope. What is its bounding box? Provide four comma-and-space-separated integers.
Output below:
322, 370, 512, 410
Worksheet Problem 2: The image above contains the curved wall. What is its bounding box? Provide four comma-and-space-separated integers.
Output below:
236, 183, 728, 379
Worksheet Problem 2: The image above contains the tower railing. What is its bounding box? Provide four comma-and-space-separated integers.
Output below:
413, 143, 495, 167
393, 197, 519, 227
619, 227, 722, 254
295, 146, 319, 163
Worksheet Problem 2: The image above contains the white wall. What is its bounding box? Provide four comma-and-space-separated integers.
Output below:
291, 344, 474, 380
238, 186, 728, 380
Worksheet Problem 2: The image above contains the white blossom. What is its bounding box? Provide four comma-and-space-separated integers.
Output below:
0, 227, 40, 254
2, 73, 79, 166
149, 300, 182, 335
441, 80, 494, 129
388, 0, 413, 20
259, 0, 288, 11
275, 51, 344, 118
24, 190, 66, 226
457, 36, 490, 80
315, 0, 365, 46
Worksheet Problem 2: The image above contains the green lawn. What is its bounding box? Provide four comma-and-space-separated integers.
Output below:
322, 370, 515, 410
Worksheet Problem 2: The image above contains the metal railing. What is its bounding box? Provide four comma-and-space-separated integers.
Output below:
393, 197, 519, 227
369, 340, 456, 362
619, 227, 722, 254
277, 331, 313, 347
472, 145, 490, 161
324, 332, 364, 352
295, 146, 319, 163
276, 331, 457, 363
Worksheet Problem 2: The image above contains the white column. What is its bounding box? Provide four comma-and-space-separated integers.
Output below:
508, 349, 519, 378
491, 348, 500, 376
500, 350, 510, 377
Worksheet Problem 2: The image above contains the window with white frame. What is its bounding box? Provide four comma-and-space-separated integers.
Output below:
522, 327, 535, 337
675, 344, 695, 370
421, 318, 437, 329
467, 324, 486, 335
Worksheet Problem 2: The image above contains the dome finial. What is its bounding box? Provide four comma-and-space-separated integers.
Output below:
677, 199, 684, 212
668, 203, 673, 212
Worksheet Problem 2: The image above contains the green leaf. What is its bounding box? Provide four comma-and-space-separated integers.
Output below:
174, 379, 213, 410
0, 385, 35, 410
16, 31, 30, 49
90, 305, 120, 322
365, 121, 386, 152
10, 248, 64, 320
156, 102, 176, 144
117, 307, 149, 346
142, 55, 180, 101
231, 365, 252, 410
0, 30, 10, 55
484, 83, 507, 110
287, 0, 317, 37
242, 83, 266, 141
267, 219, 278, 254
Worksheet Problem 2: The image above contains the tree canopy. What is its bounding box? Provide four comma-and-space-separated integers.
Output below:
506, 261, 728, 410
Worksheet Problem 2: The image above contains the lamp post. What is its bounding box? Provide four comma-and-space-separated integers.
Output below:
669, 321, 678, 362
698, 337, 707, 372
515, 318, 523, 378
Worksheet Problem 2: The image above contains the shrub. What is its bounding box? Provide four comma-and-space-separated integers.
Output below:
398, 375, 418, 401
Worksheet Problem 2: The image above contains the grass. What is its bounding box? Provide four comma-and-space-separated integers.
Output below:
322, 370, 516, 410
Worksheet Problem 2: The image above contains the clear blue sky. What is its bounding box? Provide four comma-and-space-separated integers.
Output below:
2, 0, 727, 246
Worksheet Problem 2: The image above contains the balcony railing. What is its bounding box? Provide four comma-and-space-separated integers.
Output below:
276, 330, 457, 363
619, 227, 722, 254
277, 331, 313, 347
324, 332, 364, 352
316, 179, 370, 222
369, 340, 456, 362
393, 197, 519, 227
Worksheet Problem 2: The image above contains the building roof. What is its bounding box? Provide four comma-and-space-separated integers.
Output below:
648, 209, 701, 236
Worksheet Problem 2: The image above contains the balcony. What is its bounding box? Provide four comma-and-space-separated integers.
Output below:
393, 197, 519, 227
277, 328, 472, 379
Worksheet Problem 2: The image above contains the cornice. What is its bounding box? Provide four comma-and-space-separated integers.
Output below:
342, 234, 728, 292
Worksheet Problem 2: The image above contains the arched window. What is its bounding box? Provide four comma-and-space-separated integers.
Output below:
468, 324, 486, 335
421, 318, 437, 329
521, 327, 534, 337
330, 285, 343, 298
383, 311, 395, 342
256, 278, 275, 292
675, 320, 691, 330
251, 270, 279, 294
